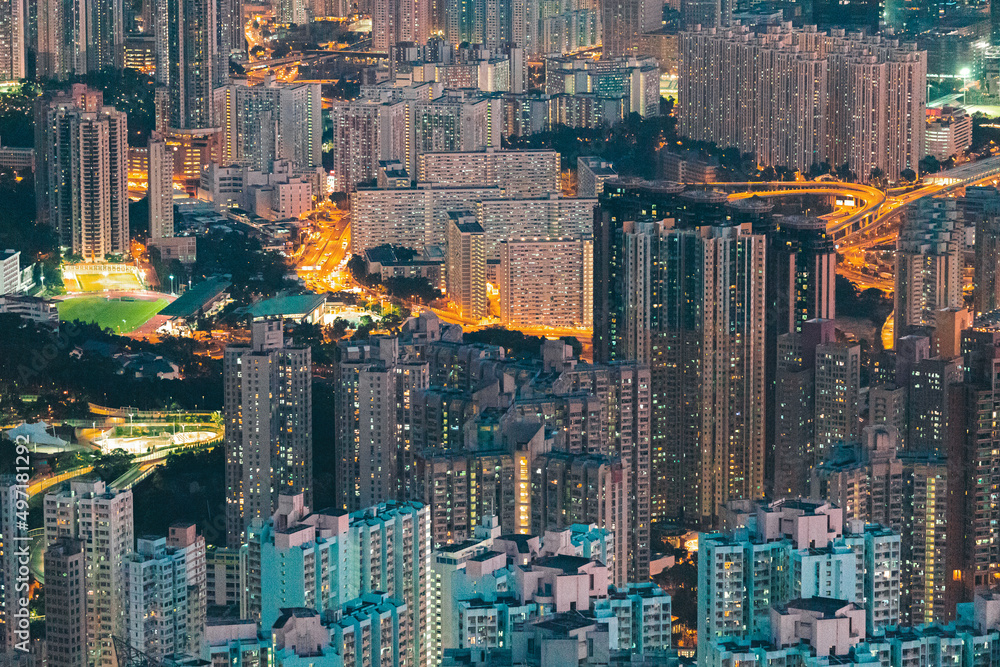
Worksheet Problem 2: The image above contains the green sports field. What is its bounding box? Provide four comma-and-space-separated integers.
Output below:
57, 296, 169, 333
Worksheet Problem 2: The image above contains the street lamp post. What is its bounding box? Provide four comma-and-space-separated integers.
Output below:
169, 275, 175, 295
961, 67, 971, 105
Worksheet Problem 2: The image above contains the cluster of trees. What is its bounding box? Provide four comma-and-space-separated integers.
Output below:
0, 82, 39, 147
132, 447, 227, 545
972, 113, 1000, 154
188, 230, 298, 307
0, 169, 62, 291
464, 328, 582, 360
0, 68, 157, 151
501, 96, 961, 186
347, 253, 443, 304
835, 274, 892, 326
919, 155, 949, 175
71, 68, 157, 146
504, 106, 674, 180
0, 315, 224, 418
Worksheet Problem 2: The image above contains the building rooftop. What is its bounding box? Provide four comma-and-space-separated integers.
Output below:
534, 554, 595, 574
245, 292, 327, 320
782, 597, 851, 617
497, 533, 537, 553
453, 221, 485, 234
438, 539, 485, 554
273, 607, 320, 629
579, 156, 617, 176
159, 276, 231, 319
532, 610, 597, 634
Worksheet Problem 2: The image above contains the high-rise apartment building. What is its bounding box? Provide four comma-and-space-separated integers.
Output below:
599, 218, 766, 527
351, 184, 495, 252
682, 0, 732, 29
155, 0, 216, 129
331, 315, 655, 581
545, 56, 662, 118
906, 354, 962, 454
773, 319, 860, 498
350, 502, 433, 665
704, 590, 1000, 667
43, 480, 134, 667
223, 320, 312, 547
44, 538, 87, 667
351, 184, 594, 258
217, 0, 243, 75
244, 495, 433, 667
214, 79, 323, 172
949, 325, 1000, 596
416, 148, 560, 198
36, 0, 79, 80
85, 0, 125, 71
407, 91, 504, 176
900, 453, 950, 625
498, 237, 593, 329
530, 451, 629, 557
148, 132, 174, 241
524, 1, 600, 56
446, 214, 488, 322
679, 25, 828, 175
0, 0, 25, 81
825, 33, 926, 182
428, 519, 667, 664
36, 0, 122, 77
205, 545, 247, 613
350, 501, 432, 667
391, 39, 526, 92
276, 81, 323, 170
276, 0, 309, 23
476, 197, 596, 259
811, 425, 903, 532
161, 126, 223, 192
328, 98, 408, 192
809, 421, 959, 626
679, 24, 925, 181
373, 0, 430, 51
869, 384, 907, 435
125, 524, 207, 659
330, 84, 506, 191
601, 0, 661, 56
814, 339, 861, 452
333, 337, 427, 512
699, 499, 901, 652
774, 342, 817, 500
35, 86, 129, 260
974, 215, 1000, 317
246, 494, 351, 629
763, 216, 837, 496
577, 156, 618, 198
443, 0, 526, 49
770, 217, 837, 335
202, 621, 269, 667
894, 199, 963, 344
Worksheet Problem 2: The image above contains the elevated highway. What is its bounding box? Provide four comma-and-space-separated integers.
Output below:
711, 181, 888, 240
712, 159, 1000, 245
